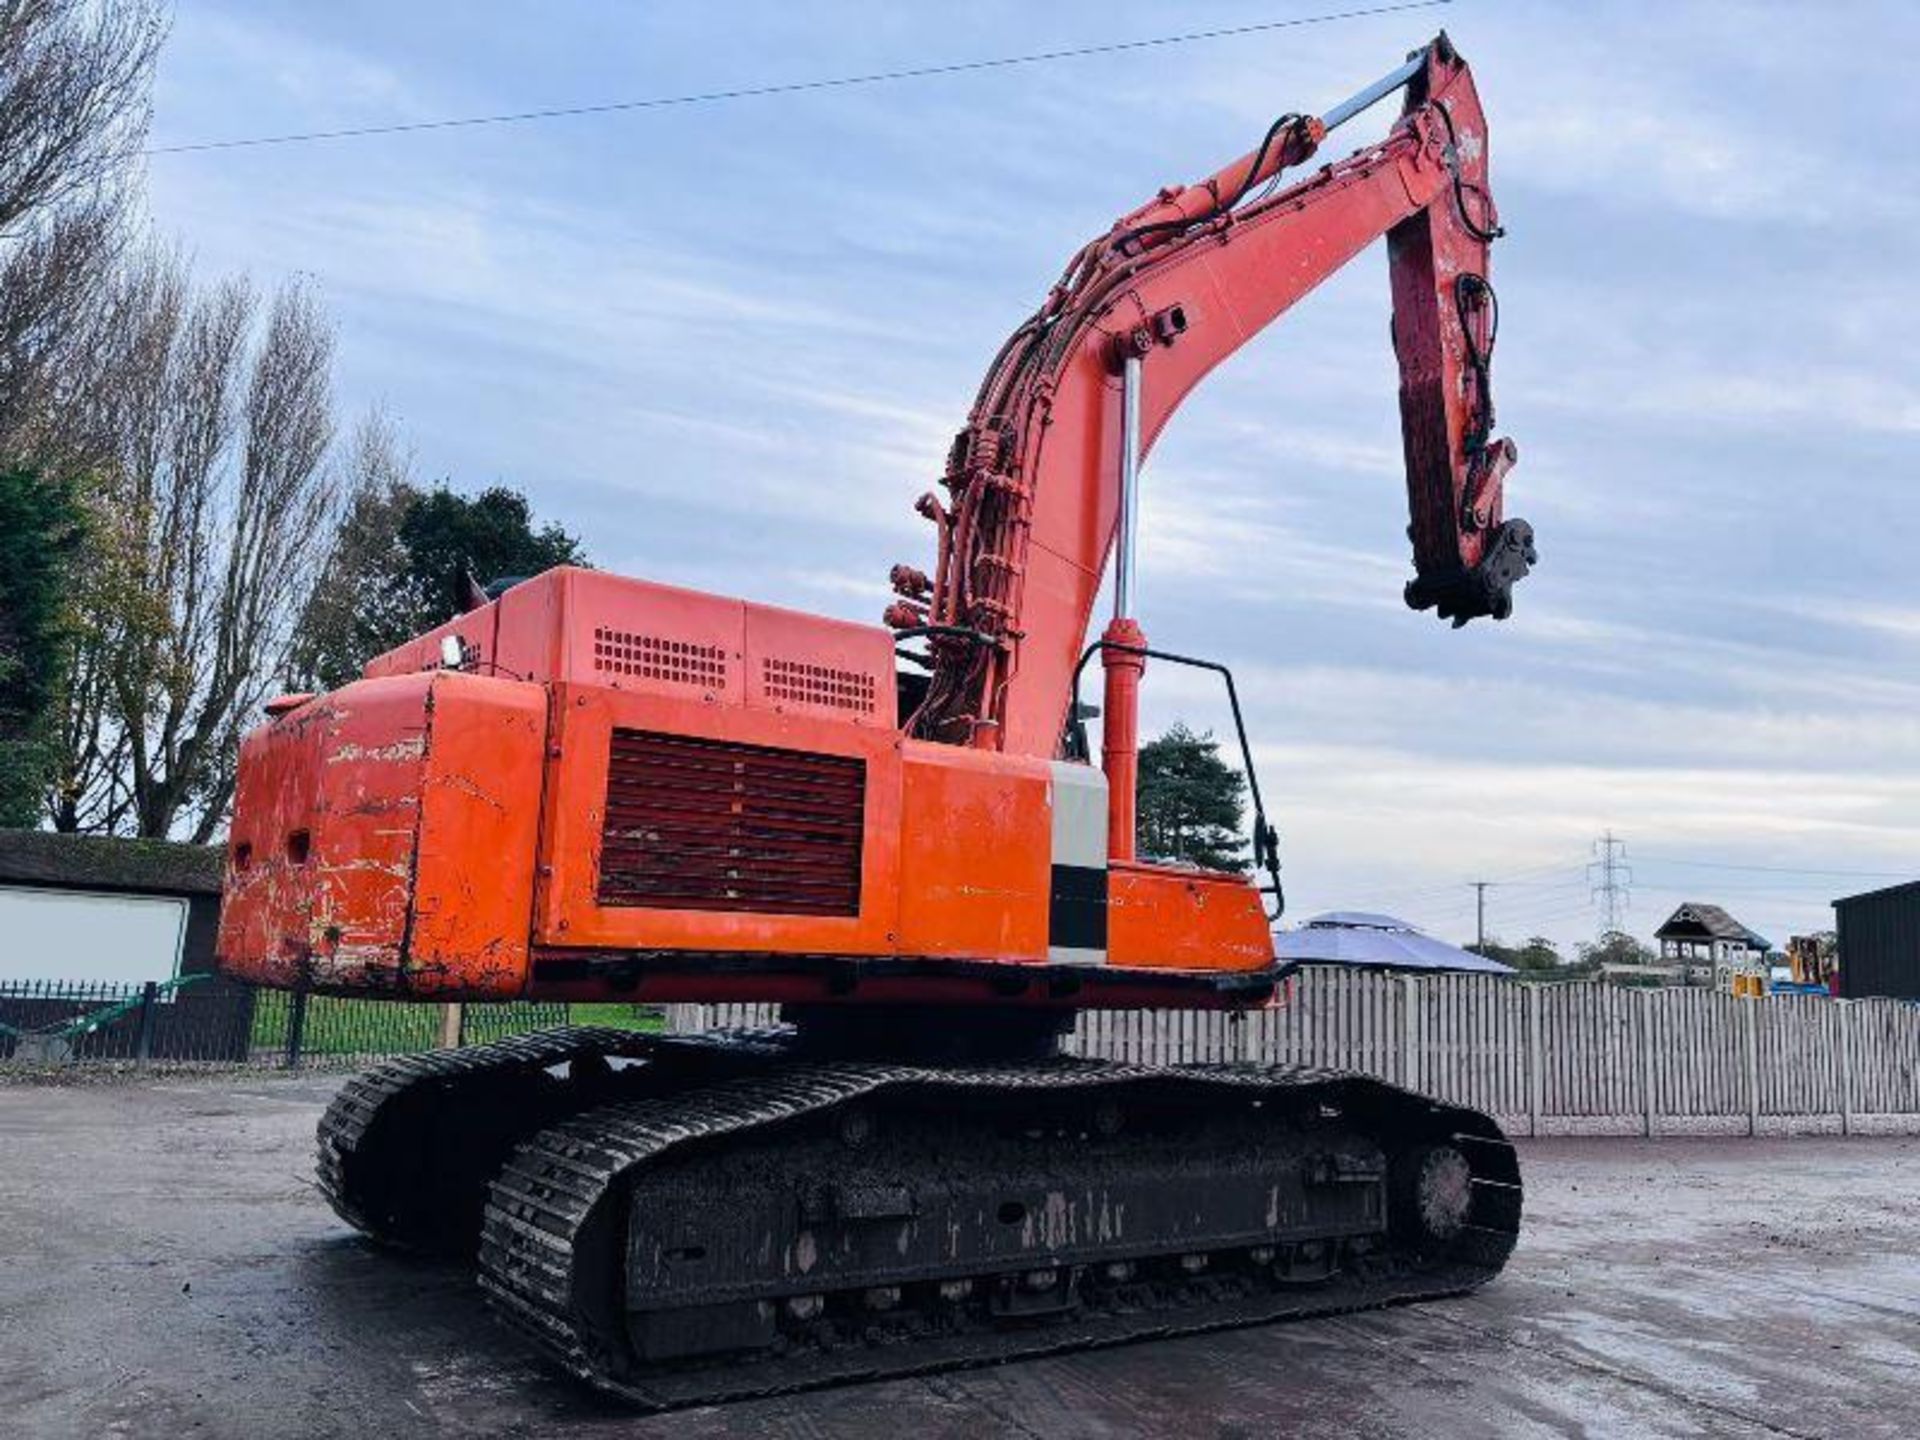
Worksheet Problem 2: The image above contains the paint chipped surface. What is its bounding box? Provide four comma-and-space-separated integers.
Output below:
325, 737, 428, 765
217, 670, 545, 1001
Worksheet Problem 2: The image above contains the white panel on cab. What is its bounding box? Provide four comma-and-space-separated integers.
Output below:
0, 887, 188, 985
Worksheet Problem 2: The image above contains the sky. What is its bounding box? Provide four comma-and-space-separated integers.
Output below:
140, 0, 1920, 955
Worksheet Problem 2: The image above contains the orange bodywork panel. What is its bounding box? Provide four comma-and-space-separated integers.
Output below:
895, 745, 1051, 962
218, 671, 546, 997
534, 687, 1057, 965
219, 567, 1277, 1004
1107, 863, 1273, 972
535, 684, 907, 956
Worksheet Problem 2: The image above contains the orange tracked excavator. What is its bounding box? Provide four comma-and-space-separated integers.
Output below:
218, 34, 1531, 1407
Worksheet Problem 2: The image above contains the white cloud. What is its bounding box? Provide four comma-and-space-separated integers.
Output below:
1526, 362, 1920, 438
1785, 599, 1920, 641
155, 12, 433, 134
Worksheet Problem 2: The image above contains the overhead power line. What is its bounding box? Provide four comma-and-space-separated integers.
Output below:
1631, 878, 1877, 894
1495, 895, 1603, 925
1633, 855, 1910, 880
1483, 885, 1597, 920
1494, 875, 1592, 894
145, 1, 1452, 157
1363, 860, 1585, 907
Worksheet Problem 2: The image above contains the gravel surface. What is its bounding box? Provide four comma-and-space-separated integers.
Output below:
3, 1072, 1915, 1438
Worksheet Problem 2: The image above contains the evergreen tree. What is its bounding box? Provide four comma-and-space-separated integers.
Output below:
0, 467, 86, 824
1135, 721, 1248, 872
397, 484, 586, 619
1468, 934, 1575, 974
290, 480, 587, 691
1577, 929, 1656, 969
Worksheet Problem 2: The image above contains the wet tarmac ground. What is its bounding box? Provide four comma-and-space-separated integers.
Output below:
3, 1073, 1916, 1439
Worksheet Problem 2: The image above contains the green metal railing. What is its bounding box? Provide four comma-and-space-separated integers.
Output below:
0, 977, 663, 1069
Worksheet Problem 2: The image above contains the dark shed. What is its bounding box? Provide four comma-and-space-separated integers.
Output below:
1833, 880, 1920, 1000
0, 830, 253, 1060
0, 830, 224, 977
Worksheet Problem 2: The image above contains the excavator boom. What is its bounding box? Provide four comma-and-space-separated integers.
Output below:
897, 33, 1532, 758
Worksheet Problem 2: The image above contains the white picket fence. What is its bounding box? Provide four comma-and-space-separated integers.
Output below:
665, 967, 1920, 1137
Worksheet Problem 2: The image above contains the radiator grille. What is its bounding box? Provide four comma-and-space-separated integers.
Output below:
761, 656, 878, 714
597, 729, 865, 915
593, 628, 727, 689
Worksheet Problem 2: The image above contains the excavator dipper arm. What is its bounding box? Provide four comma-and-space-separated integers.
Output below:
895, 34, 1533, 757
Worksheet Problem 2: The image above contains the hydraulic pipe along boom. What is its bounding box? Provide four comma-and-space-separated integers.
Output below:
1114, 352, 1143, 621
1101, 349, 1147, 862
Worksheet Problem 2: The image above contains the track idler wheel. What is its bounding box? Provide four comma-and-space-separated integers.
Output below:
1390, 1142, 1475, 1248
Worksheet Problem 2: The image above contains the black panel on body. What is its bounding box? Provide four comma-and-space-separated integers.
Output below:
1048, 863, 1108, 952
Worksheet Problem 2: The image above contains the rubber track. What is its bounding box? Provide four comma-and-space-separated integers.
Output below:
478, 1040, 1520, 1410
315, 1026, 657, 1241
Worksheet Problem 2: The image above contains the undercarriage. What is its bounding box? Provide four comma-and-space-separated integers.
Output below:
317, 1024, 1522, 1410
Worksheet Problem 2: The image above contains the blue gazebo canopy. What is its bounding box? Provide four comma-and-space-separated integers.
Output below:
1274, 912, 1514, 975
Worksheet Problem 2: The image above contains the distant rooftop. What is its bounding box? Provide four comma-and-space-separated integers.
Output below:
1655, 902, 1770, 952
1301, 910, 1411, 932
1276, 912, 1514, 975
1833, 878, 1920, 908
0, 829, 223, 898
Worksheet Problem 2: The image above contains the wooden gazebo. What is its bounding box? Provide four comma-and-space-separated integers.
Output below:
1655, 902, 1771, 990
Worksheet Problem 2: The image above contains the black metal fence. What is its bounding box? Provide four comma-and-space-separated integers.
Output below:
0, 976, 661, 1070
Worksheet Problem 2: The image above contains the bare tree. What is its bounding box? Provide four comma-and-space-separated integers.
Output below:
286, 409, 415, 692
0, 0, 164, 228
0, 1, 163, 465
51, 249, 344, 839
0, 192, 121, 455
45, 457, 140, 832
0, 3, 355, 840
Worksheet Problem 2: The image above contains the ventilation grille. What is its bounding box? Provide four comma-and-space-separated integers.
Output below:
597, 729, 864, 915
762, 656, 878, 714
593, 628, 727, 688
